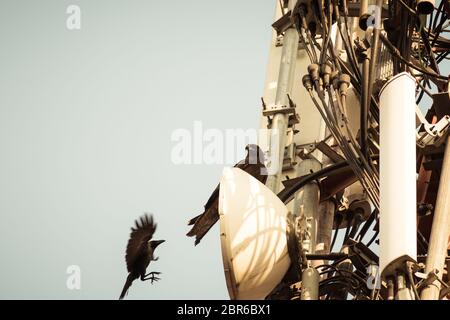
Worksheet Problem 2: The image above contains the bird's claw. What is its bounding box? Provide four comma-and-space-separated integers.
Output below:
150, 276, 161, 284
146, 271, 162, 284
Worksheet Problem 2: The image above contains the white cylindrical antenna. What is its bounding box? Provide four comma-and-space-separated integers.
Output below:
379, 72, 417, 277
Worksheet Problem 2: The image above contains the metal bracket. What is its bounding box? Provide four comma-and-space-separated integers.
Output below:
416, 269, 440, 290
272, 10, 294, 36
275, 34, 284, 47
416, 105, 450, 148
263, 105, 296, 116
262, 95, 300, 130
283, 140, 297, 171
262, 96, 300, 172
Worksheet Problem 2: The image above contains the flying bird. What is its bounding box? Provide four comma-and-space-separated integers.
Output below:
186, 144, 267, 245
119, 214, 165, 300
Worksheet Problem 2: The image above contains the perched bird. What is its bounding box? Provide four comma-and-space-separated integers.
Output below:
119, 214, 165, 300
186, 144, 267, 245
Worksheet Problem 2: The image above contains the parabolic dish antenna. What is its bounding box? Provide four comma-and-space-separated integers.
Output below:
218, 167, 291, 300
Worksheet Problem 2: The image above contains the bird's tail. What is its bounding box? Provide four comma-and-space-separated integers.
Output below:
186, 207, 218, 245
187, 213, 203, 226
119, 273, 134, 300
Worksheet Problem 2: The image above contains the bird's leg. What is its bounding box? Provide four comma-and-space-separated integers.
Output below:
141, 274, 158, 283
145, 271, 161, 277
141, 272, 161, 284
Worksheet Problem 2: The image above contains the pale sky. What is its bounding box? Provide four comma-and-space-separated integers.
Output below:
0, 0, 274, 299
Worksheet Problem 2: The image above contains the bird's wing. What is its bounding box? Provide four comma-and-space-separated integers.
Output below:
203, 184, 220, 210
187, 161, 242, 227
236, 161, 268, 184
186, 197, 219, 245
236, 161, 249, 171
203, 159, 245, 209
186, 149, 267, 245
125, 214, 157, 272
187, 183, 219, 226
201, 157, 252, 211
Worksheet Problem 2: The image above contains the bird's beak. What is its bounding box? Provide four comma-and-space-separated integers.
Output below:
154, 240, 165, 247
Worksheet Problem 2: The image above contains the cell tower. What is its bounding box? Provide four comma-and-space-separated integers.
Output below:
217, 0, 450, 300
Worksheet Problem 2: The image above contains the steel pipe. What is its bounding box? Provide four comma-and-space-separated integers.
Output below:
421, 136, 450, 300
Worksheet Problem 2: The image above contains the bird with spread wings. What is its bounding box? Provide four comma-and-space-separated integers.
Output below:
119, 214, 165, 300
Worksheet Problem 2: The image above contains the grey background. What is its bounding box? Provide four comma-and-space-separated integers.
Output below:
0, 0, 274, 299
